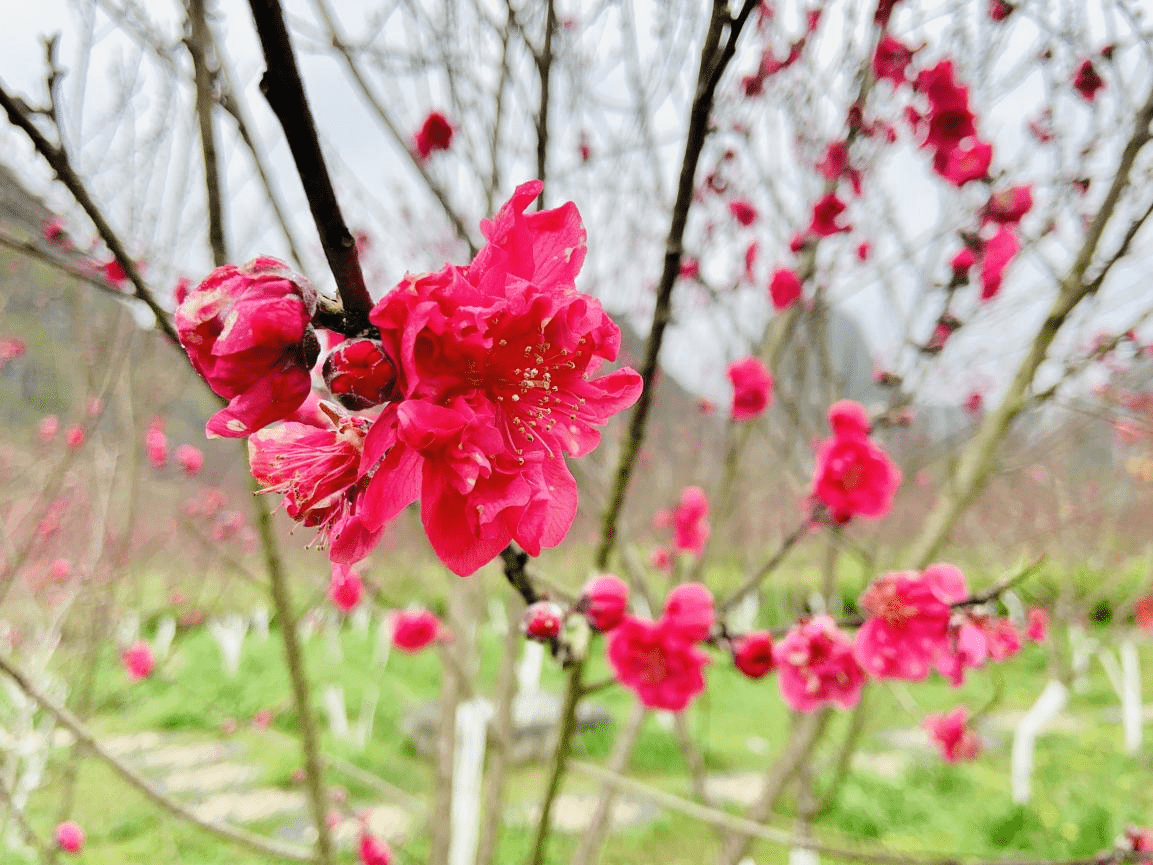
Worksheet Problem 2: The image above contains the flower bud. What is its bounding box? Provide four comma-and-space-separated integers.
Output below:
55, 822, 85, 854
522, 601, 565, 640
580, 574, 629, 632
175, 257, 320, 437
662, 583, 715, 643
732, 631, 775, 679
323, 339, 399, 410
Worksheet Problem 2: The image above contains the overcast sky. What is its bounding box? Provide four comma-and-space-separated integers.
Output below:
3, 0, 1153, 409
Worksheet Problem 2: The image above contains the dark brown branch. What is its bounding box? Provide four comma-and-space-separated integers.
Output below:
246, 0, 374, 333
593, 0, 759, 571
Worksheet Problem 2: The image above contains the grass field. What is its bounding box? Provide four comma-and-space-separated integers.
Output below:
12, 559, 1152, 865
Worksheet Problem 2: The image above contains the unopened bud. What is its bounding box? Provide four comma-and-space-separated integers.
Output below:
522, 601, 565, 641
580, 574, 629, 632
323, 339, 399, 410
732, 631, 775, 679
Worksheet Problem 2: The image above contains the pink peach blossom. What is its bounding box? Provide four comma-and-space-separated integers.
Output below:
727, 357, 773, 420
775, 616, 865, 712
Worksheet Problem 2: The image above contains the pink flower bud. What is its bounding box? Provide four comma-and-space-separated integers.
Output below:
732, 631, 775, 678
414, 111, 454, 160
581, 574, 629, 631
1026, 606, 1049, 642
662, 583, 715, 643
522, 601, 565, 640
727, 357, 773, 421
329, 565, 364, 613
122, 642, 155, 681
65, 424, 85, 449
392, 609, 442, 653
359, 833, 393, 865
55, 821, 85, 854
175, 257, 320, 438
38, 415, 59, 444
322, 339, 399, 410
176, 444, 204, 476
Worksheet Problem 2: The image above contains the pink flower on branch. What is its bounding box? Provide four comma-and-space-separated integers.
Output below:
176, 444, 204, 476
414, 111, 454, 160
358, 181, 642, 575
1073, 59, 1105, 101
579, 573, 629, 632
775, 615, 865, 712
769, 267, 802, 311
122, 641, 155, 680
732, 631, 775, 679
146, 416, 168, 467
176, 257, 320, 438
727, 357, 773, 420
924, 706, 981, 762
55, 821, 85, 854
607, 615, 710, 712
392, 609, 443, 653
672, 488, 711, 557
855, 563, 968, 681
811, 400, 901, 522
329, 564, 364, 612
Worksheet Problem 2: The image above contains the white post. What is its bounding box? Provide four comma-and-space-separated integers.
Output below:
322, 685, 350, 742
516, 641, 544, 696
208, 614, 248, 678
448, 697, 492, 865
153, 615, 176, 662
1010, 679, 1068, 804
252, 604, 270, 642
1119, 640, 1143, 754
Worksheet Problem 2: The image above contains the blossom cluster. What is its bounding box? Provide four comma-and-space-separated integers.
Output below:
175, 182, 642, 576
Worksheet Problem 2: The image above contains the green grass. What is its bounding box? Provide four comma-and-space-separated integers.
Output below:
12, 561, 1153, 864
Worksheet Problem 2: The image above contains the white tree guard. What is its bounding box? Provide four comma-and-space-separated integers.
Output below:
448, 697, 493, 865
516, 640, 544, 696
208, 613, 248, 678
1011, 679, 1068, 804
153, 615, 176, 662
251, 604, 270, 642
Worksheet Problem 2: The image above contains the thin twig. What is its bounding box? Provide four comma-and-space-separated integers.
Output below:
0, 652, 314, 862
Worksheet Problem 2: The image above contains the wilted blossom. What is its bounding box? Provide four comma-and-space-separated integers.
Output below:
354, 181, 642, 575
727, 357, 773, 420
55, 822, 85, 854
607, 614, 711, 712
855, 564, 968, 681
580, 573, 629, 631
329, 564, 364, 612
769, 267, 802, 311
1073, 59, 1105, 101
414, 111, 454, 160
393, 609, 443, 653
175, 257, 319, 438
122, 641, 155, 680
176, 444, 204, 476
732, 631, 775, 679
925, 706, 981, 762
988, 0, 1014, 21
935, 614, 1021, 686
672, 488, 711, 557
775, 615, 866, 712
811, 400, 902, 522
